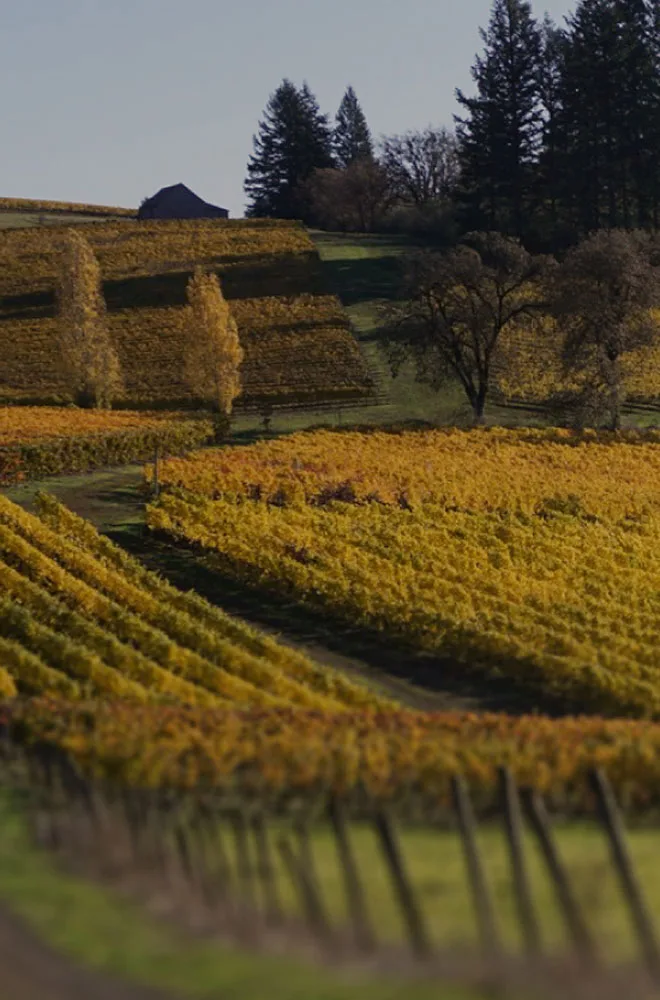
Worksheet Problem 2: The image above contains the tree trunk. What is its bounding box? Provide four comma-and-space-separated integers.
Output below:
607, 357, 622, 431
472, 386, 487, 425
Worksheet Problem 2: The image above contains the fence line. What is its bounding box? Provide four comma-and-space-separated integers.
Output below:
2, 741, 660, 991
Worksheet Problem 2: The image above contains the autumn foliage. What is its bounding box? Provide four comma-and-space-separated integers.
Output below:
56, 229, 123, 408
184, 268, 244, 417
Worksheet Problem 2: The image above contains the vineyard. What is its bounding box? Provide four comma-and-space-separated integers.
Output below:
4, 432, 660, 993
10, 697, 660, 813
493, 310, 660, 405
0, 196, 136, 222
0, 407, 215, 483
5, 215, 660, 995
0, 218, 375, 409
0, 491, 387, 710
146, 427, 660, 720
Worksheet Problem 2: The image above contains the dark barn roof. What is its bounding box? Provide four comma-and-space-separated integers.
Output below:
138, 183, 229, 220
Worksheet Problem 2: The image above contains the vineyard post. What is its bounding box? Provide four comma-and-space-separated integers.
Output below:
589, 768, 660, 983
212, 814, 235, 907
328, 796, 375, 951
499, 768, 541, 956
521, 788, 597, 964
451, 775, 500, 959
188, 804, 217, 913
372, 808, 431, 957
276, 833, 333, 943
231, 808, 256, 912
252, 812, 282, 924
153, 443, 160, 498
174, 815, 196, 893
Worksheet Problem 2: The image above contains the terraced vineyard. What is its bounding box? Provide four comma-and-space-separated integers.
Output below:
0, 218, 375, 409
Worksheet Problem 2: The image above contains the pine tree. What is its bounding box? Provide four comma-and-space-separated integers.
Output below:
533, 15, 570, 248
184, 268, 243, 419
56, 230, 123, 408
555, 0, 657, 235
454, 0, 544, 241
639, 0, 660, 229
244, 79, 334, 220
333, 86, 373, 168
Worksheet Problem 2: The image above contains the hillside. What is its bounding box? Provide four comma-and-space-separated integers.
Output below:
0, 217, 376, 410
0, 196, 136, 230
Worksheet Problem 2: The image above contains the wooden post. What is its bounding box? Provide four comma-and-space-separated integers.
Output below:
251, 813, 281, 924
521, 788, 597, 963
231, 809, 255, 909
499, 768, 541, 956
589, 768, 660, 983
451, 775, 500, 958
328, 797, 375, 951
153, 443, 160, 498
372, 809, 431, 957
277, 833, 332, 941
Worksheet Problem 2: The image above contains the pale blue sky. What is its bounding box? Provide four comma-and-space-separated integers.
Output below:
1, 0, 573, 217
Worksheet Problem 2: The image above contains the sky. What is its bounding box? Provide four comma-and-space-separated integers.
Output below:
0, 0, 574, 218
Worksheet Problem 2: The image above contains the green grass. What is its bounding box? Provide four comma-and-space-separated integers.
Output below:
0, 794, 503, 1000
211, 815, 660, 967
309, 231, 660, 434
4, 782, 660, 996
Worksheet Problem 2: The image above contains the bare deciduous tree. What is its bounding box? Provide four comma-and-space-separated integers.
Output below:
382, 231, 555, 423
379, 127, 460, 207
305, 159, 394, 232
546, 228, 660, 430
185, 268, 244, 420
56, 229, 123, 408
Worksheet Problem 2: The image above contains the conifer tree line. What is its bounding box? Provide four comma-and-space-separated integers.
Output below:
244, 0, 660, 253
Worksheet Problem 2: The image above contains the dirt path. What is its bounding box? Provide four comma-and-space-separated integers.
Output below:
4, 467, 572, 715
0, 903, 174, 1000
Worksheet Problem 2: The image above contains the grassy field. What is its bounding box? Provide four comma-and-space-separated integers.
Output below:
0, 792, 521, 1000
216, 814, 660, 965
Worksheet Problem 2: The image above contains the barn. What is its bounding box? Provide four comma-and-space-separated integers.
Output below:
138, 183, 229, 220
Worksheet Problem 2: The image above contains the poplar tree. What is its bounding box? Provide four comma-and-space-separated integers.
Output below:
333, 86, 374, 167
244, 79, 334, 220
56, 229, 123, 408
184, 268, 244, 419
454, 0, 544, 241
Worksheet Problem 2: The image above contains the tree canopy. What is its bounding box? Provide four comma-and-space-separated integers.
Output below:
244, 79, 334, 220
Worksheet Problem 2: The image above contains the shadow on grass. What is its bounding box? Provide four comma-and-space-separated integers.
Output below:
108, 524, 581, 718
319, 256, 405, 307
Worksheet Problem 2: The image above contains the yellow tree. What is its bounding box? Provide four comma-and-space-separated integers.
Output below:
184, 268, 244, 419
56, 229, 123, 408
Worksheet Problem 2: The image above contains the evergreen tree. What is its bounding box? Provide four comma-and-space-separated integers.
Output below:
556, 0, 657, 235
244, 79, 334, 220
333, 86, 374, 168
639, 0, 660, 227
454, 0, 544, 241
533, 15, 571, 248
